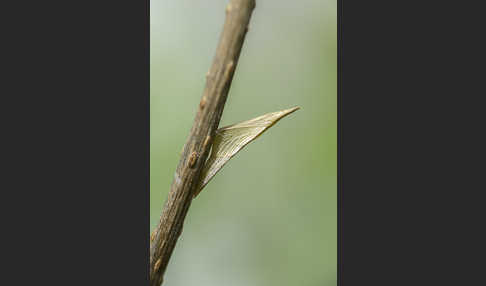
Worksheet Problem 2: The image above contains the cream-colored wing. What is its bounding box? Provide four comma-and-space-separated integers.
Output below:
194, 106, 300, 198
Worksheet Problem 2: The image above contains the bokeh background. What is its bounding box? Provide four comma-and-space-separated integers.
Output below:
151, 1, 336, 285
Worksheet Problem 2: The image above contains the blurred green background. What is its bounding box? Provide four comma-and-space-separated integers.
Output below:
151, 0, 336, 285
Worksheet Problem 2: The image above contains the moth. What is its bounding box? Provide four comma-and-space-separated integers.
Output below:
194, 106, 300, 198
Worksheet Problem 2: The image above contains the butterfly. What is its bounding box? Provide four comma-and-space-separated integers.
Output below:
194, 106, 300, 198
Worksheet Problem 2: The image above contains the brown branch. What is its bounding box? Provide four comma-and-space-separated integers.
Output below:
149, 1, 256, 285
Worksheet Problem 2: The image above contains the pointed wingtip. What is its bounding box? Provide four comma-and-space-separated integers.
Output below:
282, 106, 300, 116
263, 106, 300, 129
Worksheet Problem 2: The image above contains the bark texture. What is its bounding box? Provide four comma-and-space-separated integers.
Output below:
149, 1, 256, 285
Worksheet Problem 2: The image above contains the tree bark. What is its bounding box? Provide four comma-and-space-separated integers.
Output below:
149, 1, 256, 285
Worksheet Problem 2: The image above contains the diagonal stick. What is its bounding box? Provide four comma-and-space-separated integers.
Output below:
149, 1, 256, 285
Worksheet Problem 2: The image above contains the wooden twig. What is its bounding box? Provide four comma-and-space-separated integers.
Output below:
149, 1, 256, 285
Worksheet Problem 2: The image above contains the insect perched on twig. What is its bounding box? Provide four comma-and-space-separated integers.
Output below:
194, 106, 300, 198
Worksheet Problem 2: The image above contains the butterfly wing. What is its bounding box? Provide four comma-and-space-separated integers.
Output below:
194, 106, 299, 198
